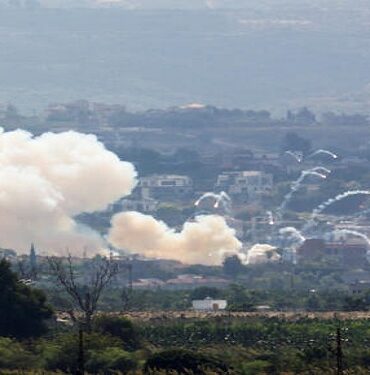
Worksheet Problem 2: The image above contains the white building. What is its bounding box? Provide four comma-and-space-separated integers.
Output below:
192, 297, 228, 311
107, 197, 158, 213
138, 174, 193, 200
140, 175, 192, 189
215, 171, 273, 202
120, 198, 158, 213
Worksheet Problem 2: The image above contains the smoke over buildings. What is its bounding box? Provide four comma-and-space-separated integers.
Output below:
0, 128, 137, 254
108, 211, 242, 265
246, 244, 280, 265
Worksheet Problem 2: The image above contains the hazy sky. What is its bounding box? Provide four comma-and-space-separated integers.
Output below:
0, 1, 370, 113
4, 0, 369, 10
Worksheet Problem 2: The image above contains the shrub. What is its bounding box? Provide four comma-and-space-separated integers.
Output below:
86, 347, 137, 374
0, 337, 38, 370
42, 332, 123, 373
0, 259, 53, 338
93, 315, 141, 351
144, 348, 230, 374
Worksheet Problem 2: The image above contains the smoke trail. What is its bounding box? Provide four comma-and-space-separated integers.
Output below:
245, 243, 280, 265
267, 211, 274, 225
308, 149, 338, 159
285, 150, 303, 163
311, 166, 331, 174
348, 206, 370, 219
195, 191, 232, 212
303, 190, 370, 233
108, 212, 242, 265
194, 192, 220, 206
331, 229, 370, 246
279, 227, 306, 244
214, 191, 232, 210
277, 169, 328, 217
0, 128, 137, 254
312, 191, 370, 217
220, 191, 232, 202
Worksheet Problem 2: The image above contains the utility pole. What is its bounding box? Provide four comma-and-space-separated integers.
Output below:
336, 326, 343, 375
77, 327, 85, 375
128, 263, 133, 292
29, 243, 37, 280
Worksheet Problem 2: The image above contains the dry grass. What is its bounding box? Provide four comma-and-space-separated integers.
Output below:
77, 310, 370, 322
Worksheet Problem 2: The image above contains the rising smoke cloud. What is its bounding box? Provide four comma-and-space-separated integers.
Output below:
0, 128, 137, 254
245, 244, 280, 265
108, 212, 242, 265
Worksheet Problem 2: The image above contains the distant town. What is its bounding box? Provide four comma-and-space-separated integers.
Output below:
1, 100, 370, 310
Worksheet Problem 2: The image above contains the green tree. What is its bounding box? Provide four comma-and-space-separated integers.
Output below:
43, 332, 127, 373
223, 255, 244, 277
86, 347, 137, 374
0, 337, 38, 370
93, 315, 141, 351
0, 259, 52, 338
190, 287, 222, 300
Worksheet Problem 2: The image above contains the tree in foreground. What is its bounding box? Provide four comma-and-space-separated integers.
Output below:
42, 331, 137, 374
48, 254, 118, 332
93, 315, 141, 351
0, 259, 53, 339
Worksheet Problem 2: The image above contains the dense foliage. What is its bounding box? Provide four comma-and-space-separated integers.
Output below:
0, 259, 53, 338
1, 315, 370, 373
144, 349, 229, 374
48, 283, 369, 313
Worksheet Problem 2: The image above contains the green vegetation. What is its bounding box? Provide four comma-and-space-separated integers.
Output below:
2, 258, 370, 373
0, 259, 52, 338
44, 280, 370, 314
144, 349, 229, 374
2, 313, 370, 374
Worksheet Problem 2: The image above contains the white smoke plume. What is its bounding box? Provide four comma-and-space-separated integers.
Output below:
195, 191, 232, 213
277, 169, 327, 217
245, 243, 281, 265
284, 150, 303, 163
214, 191, 232, 209
279, 227, 305, 244
331, 229, 370, 246
311, 166, 331, 175
108, 212, 242, 265
308, 149, 338, 159
312, 190, 370, 217
303, 190, 370, 233
0, 128, 137, 254
266, 210, 274, 225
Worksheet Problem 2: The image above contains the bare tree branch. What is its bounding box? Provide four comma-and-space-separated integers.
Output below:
48, 254, 118, 331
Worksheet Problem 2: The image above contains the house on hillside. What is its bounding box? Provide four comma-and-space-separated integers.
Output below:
297, 238, 368, 267
137, 174, 193, 201
192, 297, 227, 311
215, 170, 273, 203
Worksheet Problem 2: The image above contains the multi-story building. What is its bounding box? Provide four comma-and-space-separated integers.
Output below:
120, 198, 158, 213
297, 238, 368, 267
215, 170, 273, 203
137, 174, 193, 201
